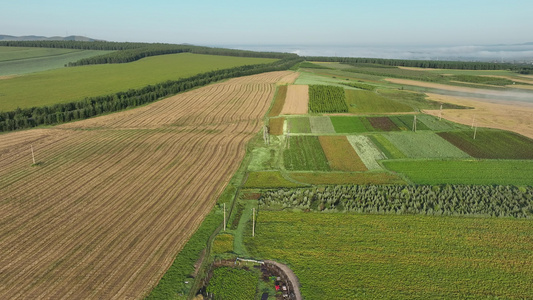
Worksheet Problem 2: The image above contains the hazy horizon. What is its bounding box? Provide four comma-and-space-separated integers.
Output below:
2, 0, 533, 47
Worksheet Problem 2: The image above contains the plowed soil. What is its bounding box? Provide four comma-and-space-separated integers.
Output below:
280, 85, 309, 115
0, 71, 292, 299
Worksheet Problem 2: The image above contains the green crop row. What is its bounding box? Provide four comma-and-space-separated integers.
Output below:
308, 85, 348, 113
206, 267, 259, 300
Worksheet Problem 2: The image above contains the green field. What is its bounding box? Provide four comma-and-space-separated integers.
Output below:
0, 53, 275, 111
416, 114, 458, 131
330, 116, 372, 133
246, 211, 533, 299
368, 134, 406, 159
345, 89, 412, 113
383, 160, 533, 185
283, 136, 330, 171
207, 267, 259, 300
0, 46, 112, 76
289, 172, 406, 185
382, 132, 470, 159
243, 171, 305, 188
389, 115, 430, 131
308, 85, 348, 113
309, 116, 335, 134
287, 117, 311, 133
438, 130, 533, 159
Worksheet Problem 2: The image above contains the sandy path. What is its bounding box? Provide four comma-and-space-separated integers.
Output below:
280, 85, 309, 115
0, 71, 292, 299
423, 93, 533, 139
264, 260, 302, 300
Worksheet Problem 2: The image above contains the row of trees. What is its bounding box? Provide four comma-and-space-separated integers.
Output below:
0, 41, 298, 65
0, 57, 302, 132
259, 185, 533, 218
304, 56, 532, 72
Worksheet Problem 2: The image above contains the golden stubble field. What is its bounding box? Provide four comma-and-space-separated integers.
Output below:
0, 71, 295, 299
280, 84, 309, 115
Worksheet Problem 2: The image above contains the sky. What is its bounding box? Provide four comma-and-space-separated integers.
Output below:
1, 0, 532, 47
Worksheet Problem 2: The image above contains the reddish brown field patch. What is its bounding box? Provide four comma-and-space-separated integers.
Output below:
367, 116, 400, 131
268, 117, 285, 135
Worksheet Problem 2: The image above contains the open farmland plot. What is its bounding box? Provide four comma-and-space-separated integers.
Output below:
283, 136, 330, 171
0, 46, 112, 76
437, 130, 533, 159
330, 116, 373, 133
287, 117, 311, 133
382, 132, 470, 159
345, 89, 412, 114
289, 172, 405, 185
368, 134, 406, 159
416, 114, 457, 131
367, 116, 401, 131
346, 135, 386, 170
318, 136, 367, 171
309, 116, 336, 134
0, 71, 292, 299
0, 53, 276, 111
246, 212, 533, 300
383, 160, 533, 185
280, 85, 309, 115
389, 115, 430, 131
308, 85, 348, 113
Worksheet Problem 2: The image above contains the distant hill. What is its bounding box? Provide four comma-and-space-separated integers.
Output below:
0, 35, 101, 42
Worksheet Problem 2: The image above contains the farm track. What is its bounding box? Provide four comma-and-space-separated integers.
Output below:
0, 71, 292, 299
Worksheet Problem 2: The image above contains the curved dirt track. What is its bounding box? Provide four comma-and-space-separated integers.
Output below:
0, 71, 294, 299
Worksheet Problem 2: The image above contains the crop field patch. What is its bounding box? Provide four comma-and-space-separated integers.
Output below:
416, 114, 456, 131
246, 212, 533, 299
268, 117, 284, 135
387, 115, 430, 131
243, 171, 305, 188
367, 116, 401, 131
346, 135, 386, 170
309, 116, 336, 134
318, 136, 367, 171
330, 116, 373, 133
283, 136, 330, 171
437, 130, 533, 159
287, 117, 311, 133
382, 132, 470, 159
280, 85, 309, 115
383, 160, 533, 185
345, 89, 412, 114
289, 172, 406, 185
0, 53, 276, 111
308, 85, 348, 113
0, 71, 291, 299
368, 134, 406, 159
268, 85, 287, 117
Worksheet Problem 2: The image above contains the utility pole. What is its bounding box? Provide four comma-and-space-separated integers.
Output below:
471, 115, 476, 129
412, 115, 417, 132
438, 104, 443, 121
473, 126, 477, 140
223, 203, 226, 231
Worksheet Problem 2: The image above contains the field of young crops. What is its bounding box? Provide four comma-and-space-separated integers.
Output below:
383, 160, 533, 185
245, 211, 533, 299
243, 171, 305, 188
308, 85, 348, 113
0, 46, 112, 76
0, 53, 276, 111
330, 116, 372, 133
0, 71, 292, 299
287, 117, 311, 133
207, 267, 259, 300
309, 116, 336, 134
438, 130, 533, 159
381, 131, 470, 159
283, 136, 330, 171
288, 172, 406, 185
345, 89, 412, 113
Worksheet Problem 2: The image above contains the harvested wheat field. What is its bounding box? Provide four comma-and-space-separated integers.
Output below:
0, 71, 292, 299
423, 93, 533, 139
280, 84, 309, 115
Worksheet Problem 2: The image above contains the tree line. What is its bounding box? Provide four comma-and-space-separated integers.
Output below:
0, 41, 298, 66
0, 57, 302, 132
304, 56, 532, 72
